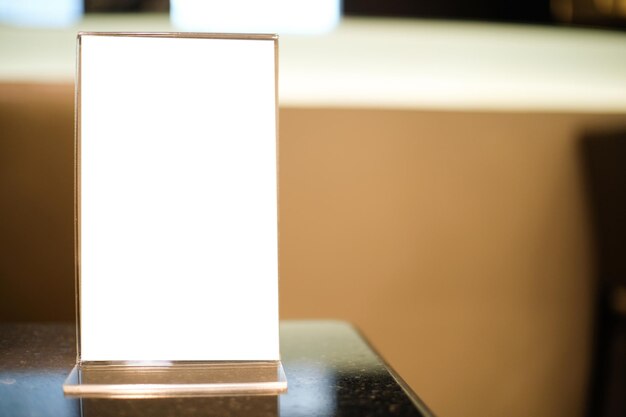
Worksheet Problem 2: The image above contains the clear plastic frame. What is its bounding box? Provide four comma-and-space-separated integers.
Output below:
64, 32, 284, 397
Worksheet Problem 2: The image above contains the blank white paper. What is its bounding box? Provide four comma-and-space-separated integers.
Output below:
78, 34, 279, 361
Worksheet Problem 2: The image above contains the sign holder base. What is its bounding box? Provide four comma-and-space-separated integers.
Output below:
63, 361, 287, 398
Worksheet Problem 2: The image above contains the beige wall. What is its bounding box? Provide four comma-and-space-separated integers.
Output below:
278, 108, 626, 417
2, 83, 626, 417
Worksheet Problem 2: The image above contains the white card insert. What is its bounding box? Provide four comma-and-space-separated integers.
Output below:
77, 33, 279, 363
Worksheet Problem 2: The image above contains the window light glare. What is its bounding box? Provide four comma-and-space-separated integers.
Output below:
0, 0, 82, 27
170, 0, 341, 35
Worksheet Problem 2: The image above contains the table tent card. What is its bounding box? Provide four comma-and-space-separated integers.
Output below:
64, 32, 285, 397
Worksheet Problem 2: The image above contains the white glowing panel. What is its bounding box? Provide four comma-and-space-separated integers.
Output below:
78, 34, 279, 362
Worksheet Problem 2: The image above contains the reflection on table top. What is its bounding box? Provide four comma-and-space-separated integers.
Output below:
0, 320, 434, 417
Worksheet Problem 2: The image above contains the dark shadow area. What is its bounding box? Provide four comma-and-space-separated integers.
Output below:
580, 130, 626, 417
343, 0, 626, 29
343, 0, 552, 24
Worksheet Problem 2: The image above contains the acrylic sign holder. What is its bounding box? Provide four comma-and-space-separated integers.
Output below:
63, 32, 285, 397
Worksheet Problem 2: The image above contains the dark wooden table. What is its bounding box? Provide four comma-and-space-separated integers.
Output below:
0, 320, 434, 417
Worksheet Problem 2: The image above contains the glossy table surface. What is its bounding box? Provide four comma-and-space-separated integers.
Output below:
0, 320, 434, 417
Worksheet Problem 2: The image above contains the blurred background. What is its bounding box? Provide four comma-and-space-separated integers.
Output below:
1, 1, 626, 417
